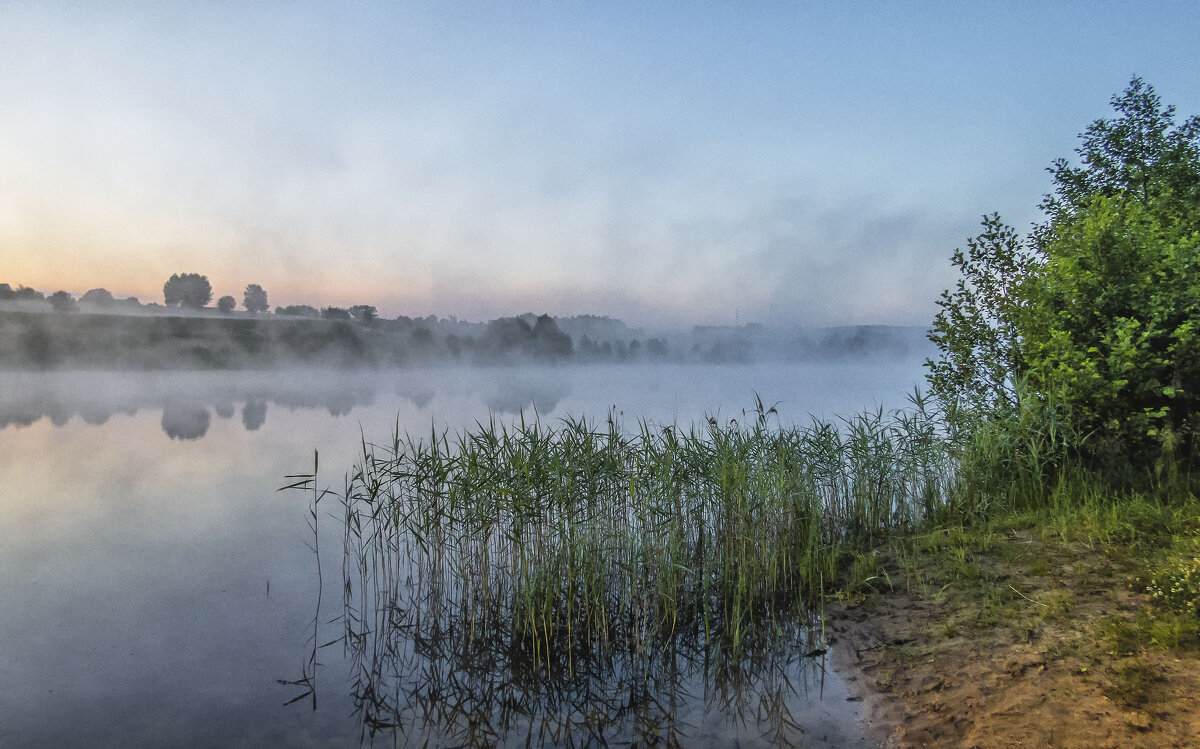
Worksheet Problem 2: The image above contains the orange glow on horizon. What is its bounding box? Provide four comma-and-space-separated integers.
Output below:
1, 241, 439, 316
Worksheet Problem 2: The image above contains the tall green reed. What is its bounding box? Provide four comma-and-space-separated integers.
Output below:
322, 395, 958, 670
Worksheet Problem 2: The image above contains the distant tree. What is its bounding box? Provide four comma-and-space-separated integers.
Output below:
276, 304, 320, 318
48, 290, 78, 312
410, 326, 434, 346
217, 295, 237, 313
349, 305, 377, 324
0, 283, 13, 300
163, 273, 212, 309
13, 285, 45, 302
243, 284, 269, 313
163, 276, 182, 306
321, 306, 351, 321
483, 316, 534, 351
20, 323, 55, 367
530, 314, 573, 358
80, 288, 115, 307
577, 335, 600, 357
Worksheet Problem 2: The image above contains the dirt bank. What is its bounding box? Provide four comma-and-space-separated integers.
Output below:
827, 527, 1200, 748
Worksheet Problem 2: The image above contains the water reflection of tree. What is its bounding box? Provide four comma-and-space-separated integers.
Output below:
0, 376, 387, 435
323, 392, 357, 417
161, 403, 211, 440
481, 375, 567, 415
0, 370, 595, 436
79, 405, 112, 426
242, 399, 268, 431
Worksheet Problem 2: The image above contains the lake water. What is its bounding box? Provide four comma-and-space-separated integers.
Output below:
0, 360, 928, 747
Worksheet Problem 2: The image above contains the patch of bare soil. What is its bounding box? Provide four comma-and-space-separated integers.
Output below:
828, 531, 1200, 748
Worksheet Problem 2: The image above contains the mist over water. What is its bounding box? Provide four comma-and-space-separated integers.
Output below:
0, 358, 926, 747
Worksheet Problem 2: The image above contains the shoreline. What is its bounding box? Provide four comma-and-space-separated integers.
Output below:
829, 623, 910, 749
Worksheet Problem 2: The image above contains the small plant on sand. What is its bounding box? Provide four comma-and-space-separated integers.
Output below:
1137, 557, 1200, 617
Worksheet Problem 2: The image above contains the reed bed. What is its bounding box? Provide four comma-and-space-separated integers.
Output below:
346, 398, 951, 649
286, 394, 959, 743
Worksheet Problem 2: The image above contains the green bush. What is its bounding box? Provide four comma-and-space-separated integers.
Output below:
1020, 194, 1200, 467
929, 78, 1200, 475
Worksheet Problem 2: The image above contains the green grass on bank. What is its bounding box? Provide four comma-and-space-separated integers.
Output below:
900, 488, 1200, 651
847, 477, 1200, 720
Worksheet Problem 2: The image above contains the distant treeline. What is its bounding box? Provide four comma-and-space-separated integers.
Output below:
0, 309, 585, 369
0, 281, 929, 370
0, 308, 927, 370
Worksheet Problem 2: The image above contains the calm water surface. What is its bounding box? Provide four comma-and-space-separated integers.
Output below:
0, 362, 926, 747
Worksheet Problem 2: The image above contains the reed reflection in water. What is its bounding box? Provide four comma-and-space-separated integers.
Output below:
316, 592, 833, 747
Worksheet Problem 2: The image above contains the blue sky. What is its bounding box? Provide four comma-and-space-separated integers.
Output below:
1, 1, 1198, 326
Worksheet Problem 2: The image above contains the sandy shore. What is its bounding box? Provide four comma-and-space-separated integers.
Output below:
826, 529, 1200, 748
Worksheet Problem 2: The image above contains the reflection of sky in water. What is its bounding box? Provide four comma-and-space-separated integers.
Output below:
0, 406, 371, 746
0, 362, 926, 746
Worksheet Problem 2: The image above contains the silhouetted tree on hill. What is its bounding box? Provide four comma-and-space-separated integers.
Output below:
80, 288, 115, 307
217, 295, 236, 313
483, 316, 533, 351
48, 290, 77, 313
243, 284, 269, 313
2, 285, 46, 302
531, 314, 572, 358
479, 315, 573, 359
163, 273, 212, 309
349, 305, 377, 324
276, 304, 319, 318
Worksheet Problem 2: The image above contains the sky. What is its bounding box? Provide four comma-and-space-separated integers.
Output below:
1, 1, 1198, 328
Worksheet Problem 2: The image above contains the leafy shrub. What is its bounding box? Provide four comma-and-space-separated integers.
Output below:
929, 78, 1200, 475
